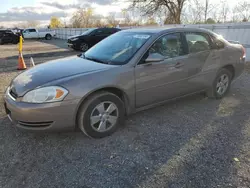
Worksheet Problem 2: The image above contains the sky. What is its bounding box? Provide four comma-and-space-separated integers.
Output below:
0, 0, 129, 27
0, 0, 240, 27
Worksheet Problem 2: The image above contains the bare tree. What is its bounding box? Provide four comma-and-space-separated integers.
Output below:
70, 8, 95, 28
219, 0, 230, 23
234, 1, 250, 22
203, 0, 216, 23
182, 0, 216, 24
131, 0, 187, 24
122, 9, 133, 26
184, 0, 204, 24
107, 12, 119, 27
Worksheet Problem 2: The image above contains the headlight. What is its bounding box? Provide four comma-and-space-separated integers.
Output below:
22, 86, 68, 103
71, 38, 79, 41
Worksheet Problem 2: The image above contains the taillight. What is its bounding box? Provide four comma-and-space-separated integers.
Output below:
241, 45, 246, 58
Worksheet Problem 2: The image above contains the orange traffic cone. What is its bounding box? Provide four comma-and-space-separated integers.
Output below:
17, 52, 27, 70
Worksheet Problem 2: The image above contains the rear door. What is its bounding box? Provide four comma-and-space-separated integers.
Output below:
182, 32, 214, 91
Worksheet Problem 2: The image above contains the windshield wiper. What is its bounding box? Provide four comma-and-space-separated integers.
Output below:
85, 56, 109, 64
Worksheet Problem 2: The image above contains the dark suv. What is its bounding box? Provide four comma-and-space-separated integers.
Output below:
0, 30, 19, 45
67, 28, 121, 51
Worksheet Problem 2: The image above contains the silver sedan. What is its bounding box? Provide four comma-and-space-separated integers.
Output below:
4, 28, 246, 138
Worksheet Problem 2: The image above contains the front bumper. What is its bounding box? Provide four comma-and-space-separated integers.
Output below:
4, 91, 80, 132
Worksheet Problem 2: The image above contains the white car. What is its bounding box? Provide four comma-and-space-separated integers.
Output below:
22, 28, 56, 40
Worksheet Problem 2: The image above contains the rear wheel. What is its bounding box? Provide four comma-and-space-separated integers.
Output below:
207, 68, 232, 99
80, 42, 89, 52
77, 91, 125, 138
45, 34, 52, 40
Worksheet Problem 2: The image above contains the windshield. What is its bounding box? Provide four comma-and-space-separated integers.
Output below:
84, 32, 152, 65
82, 28, 96, 35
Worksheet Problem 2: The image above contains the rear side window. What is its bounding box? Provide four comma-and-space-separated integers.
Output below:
109, 28, 120, 34
94, 29, 105, 35
185, 33, 211, 53
211, 36, 225, 49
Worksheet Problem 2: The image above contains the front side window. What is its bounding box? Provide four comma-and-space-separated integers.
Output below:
84, 32, 152, 65
186, 33, 211, 53
148, 33, 185, 59
28, 29, 36, 32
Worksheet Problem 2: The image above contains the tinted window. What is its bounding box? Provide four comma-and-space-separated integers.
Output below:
105, 28, 119, 34
84, 32, 152, 65
28, 29, 36, 32
148, 33, 185, 59
95, 29, 105, 35
81, 28, 96, 35
186, 33, 211, 53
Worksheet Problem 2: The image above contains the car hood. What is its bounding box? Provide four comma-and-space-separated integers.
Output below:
68, 34, 86, 39
10, 56, 115, 97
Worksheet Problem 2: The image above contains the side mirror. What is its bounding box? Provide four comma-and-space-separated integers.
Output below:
145, 53, 165, 63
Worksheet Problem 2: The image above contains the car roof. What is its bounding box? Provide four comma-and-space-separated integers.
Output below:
121, 27, 213, 35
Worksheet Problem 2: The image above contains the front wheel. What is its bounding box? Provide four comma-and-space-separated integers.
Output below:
77, 91, 125, 138
207, 68, 232, 99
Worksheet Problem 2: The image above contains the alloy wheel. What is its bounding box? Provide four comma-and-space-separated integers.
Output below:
90, 101, 119, 133
80, 43, 89, 52
216, 74, 229, 95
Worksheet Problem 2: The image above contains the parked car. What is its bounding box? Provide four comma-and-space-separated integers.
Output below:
0, 29, 19, 44
4, 28, 246, 138
22, 28, 55, 40
67, 27, 121, 51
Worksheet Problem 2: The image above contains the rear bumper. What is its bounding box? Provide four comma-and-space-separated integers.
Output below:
4, 92, 80, 132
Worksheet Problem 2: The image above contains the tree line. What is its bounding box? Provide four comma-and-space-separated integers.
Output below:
7, 0, 250, 29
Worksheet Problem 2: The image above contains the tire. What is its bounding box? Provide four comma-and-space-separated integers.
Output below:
80, 42, 89, 52
77, 91, 125, 138
45, 34, 52, 40
207, 68, 232, 99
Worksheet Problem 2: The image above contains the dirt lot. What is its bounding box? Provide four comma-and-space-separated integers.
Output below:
0, 40, 249, 188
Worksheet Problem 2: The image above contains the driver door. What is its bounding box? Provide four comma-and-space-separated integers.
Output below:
135, 32, 190, 108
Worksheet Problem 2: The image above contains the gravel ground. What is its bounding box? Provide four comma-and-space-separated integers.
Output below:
0, 41, 249, 188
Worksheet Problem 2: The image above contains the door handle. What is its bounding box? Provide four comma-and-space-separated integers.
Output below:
174, 62, 183, 68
